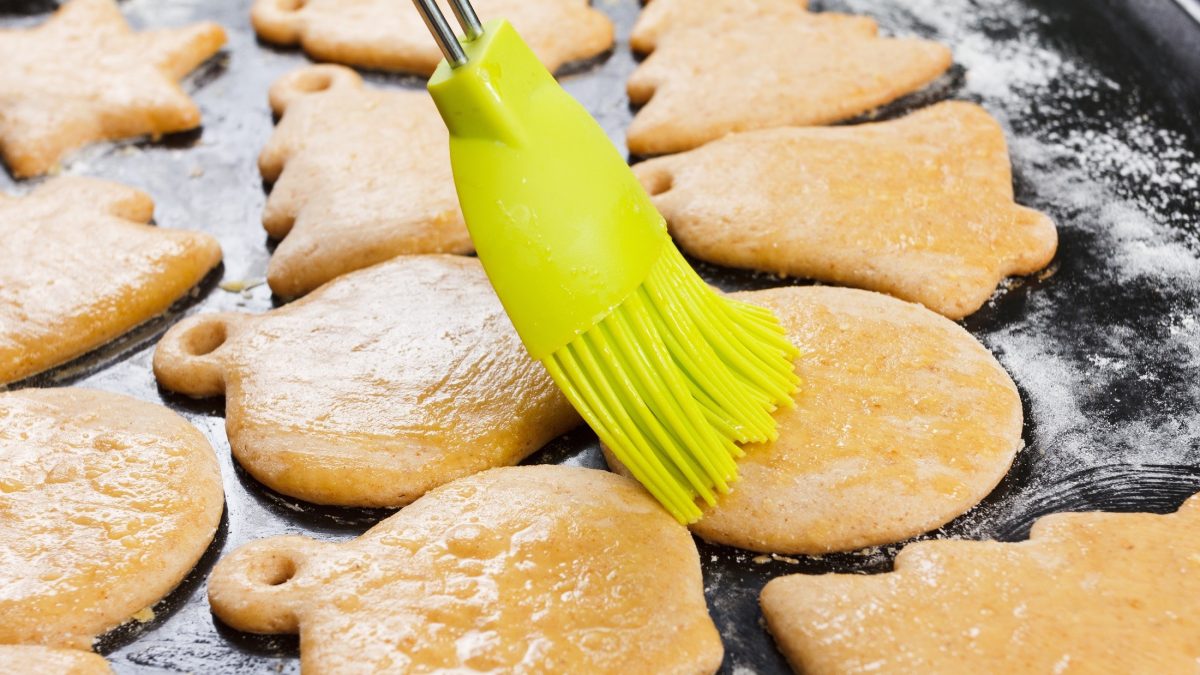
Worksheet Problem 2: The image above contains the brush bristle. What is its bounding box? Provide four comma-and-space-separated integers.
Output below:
542, 243, 800, 523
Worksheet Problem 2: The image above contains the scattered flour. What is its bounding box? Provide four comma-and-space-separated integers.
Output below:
832, 0, 1200, 529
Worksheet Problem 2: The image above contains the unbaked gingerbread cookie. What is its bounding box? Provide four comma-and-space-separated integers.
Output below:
209, 465, 723, 673
0, 388, 223, 650
631, 0, 809, 53
605, 285, 1023, 554
762, 494, 1200, 673
153, 255, 580, 507
260, 66, 469, 298
0, 0, 226, 177
0, 177, 222, 385
251, 0, 612, 76
627, 1, 952, 155
633, 102, 1058, 319
0, 646, 111, 675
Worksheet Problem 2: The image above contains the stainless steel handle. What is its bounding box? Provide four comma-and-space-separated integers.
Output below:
448, 0, 484, 41
411, 0, 469, 67
410, 0, 486, 68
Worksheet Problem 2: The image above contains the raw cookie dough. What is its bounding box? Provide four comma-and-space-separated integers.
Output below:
633, 102, 1058, 319
0, 388, 224, 650
605, 286, 1023, 554
251, 0, 613, 76
208, 465, 723, 674
626, 1, 952, 155
153, 255, 580, 507
0, 177, 222, 385
631, 0, 809, 53
260, 66, 469, 298
0, 0, 226, 177
761, 494, 1200, 674
0, 646, 112, 675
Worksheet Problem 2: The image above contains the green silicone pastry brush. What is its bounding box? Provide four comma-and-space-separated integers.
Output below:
412, 0, 800, 523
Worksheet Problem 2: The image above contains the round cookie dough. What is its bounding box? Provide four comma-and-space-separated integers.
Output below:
0, 388, 224, 649
0, 646, 112, 674
606, 286, 1023, 554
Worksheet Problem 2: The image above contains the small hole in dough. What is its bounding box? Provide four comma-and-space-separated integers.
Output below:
646, 172, 674, 196
184, 321, 227, 358
256, 555, 297, 587
294, 71, 334, 94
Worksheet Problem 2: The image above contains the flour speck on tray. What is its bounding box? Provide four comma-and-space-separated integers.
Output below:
832, 0, 1200, 537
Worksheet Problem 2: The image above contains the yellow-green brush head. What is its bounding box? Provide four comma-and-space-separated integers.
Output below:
428, 20, 799, 523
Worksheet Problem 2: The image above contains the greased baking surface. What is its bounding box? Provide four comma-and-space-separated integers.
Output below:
2, 0, 1198, 671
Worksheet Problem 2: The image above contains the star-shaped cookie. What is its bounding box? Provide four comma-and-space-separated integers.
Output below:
251, 0, 612, 76
259, 66, 470, 298
762, 494, 1200, 673
627, 0, 952, 155
0, 0, 226, 177
633, 102, 1058, 318
0, 177, 222, 385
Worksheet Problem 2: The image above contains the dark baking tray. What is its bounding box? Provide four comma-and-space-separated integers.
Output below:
3, 0, 1199, 672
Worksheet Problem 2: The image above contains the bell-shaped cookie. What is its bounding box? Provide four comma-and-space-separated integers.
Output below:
633, 102, 1058, 319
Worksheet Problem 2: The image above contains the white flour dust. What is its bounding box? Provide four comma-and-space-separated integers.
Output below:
831, 0, 1200, 525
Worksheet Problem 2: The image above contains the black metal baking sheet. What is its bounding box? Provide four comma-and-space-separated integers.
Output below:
2, 0, 1199, 673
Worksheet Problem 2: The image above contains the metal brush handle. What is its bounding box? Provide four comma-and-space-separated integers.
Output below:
448, 0, 484, 41
412, 0, 484, 68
